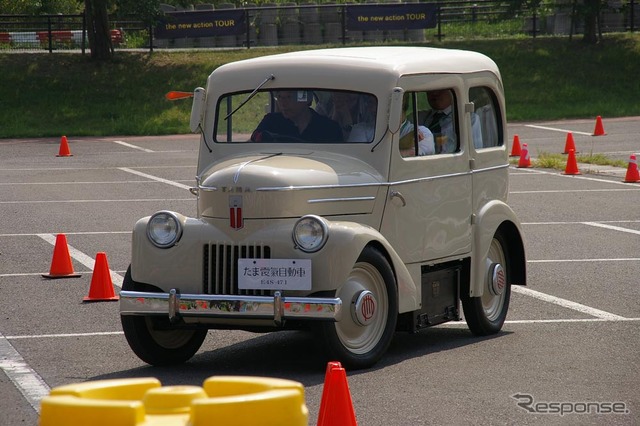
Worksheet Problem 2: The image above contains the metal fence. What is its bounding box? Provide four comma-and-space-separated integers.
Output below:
1, 0, 638, 52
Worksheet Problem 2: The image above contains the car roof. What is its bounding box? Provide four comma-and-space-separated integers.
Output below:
216, 46, 500, 77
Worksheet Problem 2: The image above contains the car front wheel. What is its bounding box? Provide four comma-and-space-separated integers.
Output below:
318, 246, 398, 370
462, 232, 511, 335
120, 266, 207, 366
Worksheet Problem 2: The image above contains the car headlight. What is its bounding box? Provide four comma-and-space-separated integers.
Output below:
292, 215, 328, 253
147, 211, 183, 248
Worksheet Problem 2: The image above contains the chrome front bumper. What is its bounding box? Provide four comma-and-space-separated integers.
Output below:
120, 289, 342, 325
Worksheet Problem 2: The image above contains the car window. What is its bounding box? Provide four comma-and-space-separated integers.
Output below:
403, 89, 459, 156
214, 89, 377, 144
469, 86, 503, 149
399, 92, 434, 157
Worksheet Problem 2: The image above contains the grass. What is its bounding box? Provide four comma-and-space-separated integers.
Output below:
509, 152, 628, 169
1, 33, 639, 138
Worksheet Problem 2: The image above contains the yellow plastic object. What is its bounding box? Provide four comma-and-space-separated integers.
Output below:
39, 376, 308, 426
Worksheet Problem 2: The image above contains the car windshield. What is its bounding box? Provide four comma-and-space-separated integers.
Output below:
215, 89, 378, 144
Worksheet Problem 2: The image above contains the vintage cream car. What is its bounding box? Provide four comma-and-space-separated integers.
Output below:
120, 46, 526, 369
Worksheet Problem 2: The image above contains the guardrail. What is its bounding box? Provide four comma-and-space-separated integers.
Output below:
1, 0, 638, 52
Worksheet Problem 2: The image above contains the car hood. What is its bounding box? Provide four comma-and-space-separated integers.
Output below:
197, 152, 385, 219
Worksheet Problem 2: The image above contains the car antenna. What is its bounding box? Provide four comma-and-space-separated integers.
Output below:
371, 128, 389, 152
224, 74, 275, 120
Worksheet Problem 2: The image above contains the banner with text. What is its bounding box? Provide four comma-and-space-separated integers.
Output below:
155, 10, 246, 39
346, 3, 437, 31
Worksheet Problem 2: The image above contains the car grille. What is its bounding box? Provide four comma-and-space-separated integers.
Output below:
203, 243, 272, 296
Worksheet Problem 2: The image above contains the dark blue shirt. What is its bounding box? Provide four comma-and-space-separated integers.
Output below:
251, 109, 343, 142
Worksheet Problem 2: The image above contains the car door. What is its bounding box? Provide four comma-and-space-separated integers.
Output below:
380, 78, 473, 265
466, 75, 509, 216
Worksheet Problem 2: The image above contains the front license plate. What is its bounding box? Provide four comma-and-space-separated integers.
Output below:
238, 259, 312, 290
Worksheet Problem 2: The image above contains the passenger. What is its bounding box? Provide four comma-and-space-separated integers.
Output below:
399, 94, 435, 157
251, 90, 343, 142
346, 95, 377, 143
421, 89, 483, 152
326, 92, 369, 140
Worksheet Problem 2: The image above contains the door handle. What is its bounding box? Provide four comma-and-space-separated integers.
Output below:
390, 190, 406, 207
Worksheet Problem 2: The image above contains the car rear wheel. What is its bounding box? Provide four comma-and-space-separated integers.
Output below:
462, 231, 511, 335
318, 246, 398, 370
120, 266, 207, 366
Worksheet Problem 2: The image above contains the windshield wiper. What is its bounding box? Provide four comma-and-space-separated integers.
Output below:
224, 74, 275, 120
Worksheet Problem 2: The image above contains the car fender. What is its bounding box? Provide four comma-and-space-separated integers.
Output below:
130, 215, 419, 313
318, 220, 419, 314
131, 214, 216, 289
470, 200, 527, 297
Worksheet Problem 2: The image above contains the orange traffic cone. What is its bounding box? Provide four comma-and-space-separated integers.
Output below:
510, 134, 522, 157
517, 143, 531, 168
623, 154, 640, 183
83, 252, 119, 302
56, 135, 73, 157
42, 234, 82, 279
317, 362, 357, 426
592, 116, 606, 136
563, 132, 578, 154
563, 149, 581, 175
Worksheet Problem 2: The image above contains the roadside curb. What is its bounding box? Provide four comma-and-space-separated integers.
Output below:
577, 163, 626, 178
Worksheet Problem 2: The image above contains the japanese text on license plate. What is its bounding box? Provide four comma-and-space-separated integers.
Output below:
238, 259, 312, 290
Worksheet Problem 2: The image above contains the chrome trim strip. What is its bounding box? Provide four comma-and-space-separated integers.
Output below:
257, 182, 379, 192
234, 153, 283, 183
233, 159, 256, 184
307, 196, 376, 204
197, 164, 508, 192
256, 171, 471, 191
120, 290, 342, 322
471, 163, 510, 173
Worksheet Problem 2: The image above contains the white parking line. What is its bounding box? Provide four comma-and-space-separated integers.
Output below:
118, 167, 192, 190
0, 180, 153, 185
511, 188, 640, 194
0, 231, 130, 237
37, 234, 123, 288
0, 166, 193, 172
529, 258, 640, 263
511, 167, 634, 186
6, 315, 639, 340
0, 198, 192, 205
504, 318, 640, 324
512, 286, 627, 320
113, 140, 155, 153
440, 317, 640, 327
0, 271, 127, 278
524, 124, 592, 136
582, 221, 640, 236
522, 220, 640, 226
0, 333, 49, 414
7, 332, 124, 340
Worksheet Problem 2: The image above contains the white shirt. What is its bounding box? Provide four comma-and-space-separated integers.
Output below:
399, 120, 435, 156
423, 106, 483, 152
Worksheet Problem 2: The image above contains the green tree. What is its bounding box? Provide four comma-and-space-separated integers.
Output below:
581, 0, 602, 44
85, 0, 112, 60
114, 0, 161, 25
0, 0, 81, 14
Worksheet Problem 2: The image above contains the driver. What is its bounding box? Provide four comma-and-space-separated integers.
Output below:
251, 90, 343, 142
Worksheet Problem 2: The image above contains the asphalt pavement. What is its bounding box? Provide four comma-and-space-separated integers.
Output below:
1, 117, 639, 425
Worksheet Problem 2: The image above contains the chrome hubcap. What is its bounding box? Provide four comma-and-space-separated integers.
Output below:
488, 263, 506, 296
352, 290, 377, 326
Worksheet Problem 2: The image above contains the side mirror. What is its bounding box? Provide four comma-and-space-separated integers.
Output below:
388, 87, 405, 134
190, 87, 206, 133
